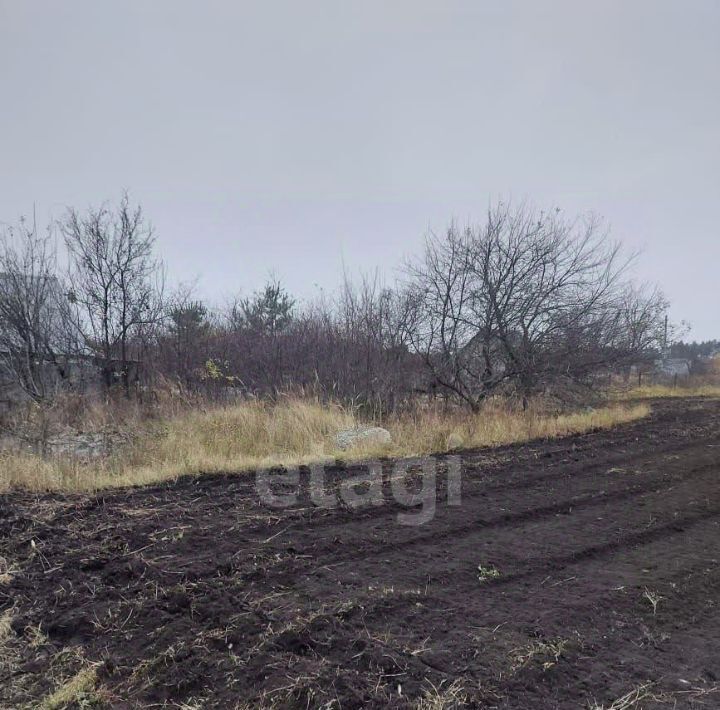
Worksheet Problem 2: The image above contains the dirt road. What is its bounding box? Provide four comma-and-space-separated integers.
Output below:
2, 398, 720, 708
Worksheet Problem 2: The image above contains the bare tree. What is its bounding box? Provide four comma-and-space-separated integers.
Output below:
60, 193, 164, 396
405, 202, 666, 409
405, 225, 499, 411
471, 203, 630, 406
0, 218, 75, 401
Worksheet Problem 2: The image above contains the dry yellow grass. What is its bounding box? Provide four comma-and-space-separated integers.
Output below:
617, 384, 720, 399
378, 402, 649, 457
0, 610, 12, 644
40, 666, 98, 710
0, 398, 649, 493
416, 679, 468, 709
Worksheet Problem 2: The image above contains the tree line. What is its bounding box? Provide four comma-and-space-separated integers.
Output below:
0, 196, 670, 412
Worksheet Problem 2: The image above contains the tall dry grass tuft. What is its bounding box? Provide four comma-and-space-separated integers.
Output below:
379, 401, 649, 457
0, 397, 649, 493
612, 371, 720, 400
145, 398, 356, 471
616, 383, 720, 399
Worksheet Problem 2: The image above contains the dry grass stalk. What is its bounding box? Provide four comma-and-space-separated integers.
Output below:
40, 666, 99, 710
642, 588, 664, 615
416, 679, 468, 709
0, 397, 649, 493
615, 382, 720, 399
588, 682, 664, 710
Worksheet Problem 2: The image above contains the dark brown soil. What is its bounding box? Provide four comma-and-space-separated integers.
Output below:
2, 398, 720, 708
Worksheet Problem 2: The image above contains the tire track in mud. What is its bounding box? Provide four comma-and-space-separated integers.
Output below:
31, 450, 717, 652
240, 452, 720, 582
244, 444, 720, 628
188, 521, 720, 709
290, 506, 720, 642
245, 431, 720, 538
11, 422, 718, 611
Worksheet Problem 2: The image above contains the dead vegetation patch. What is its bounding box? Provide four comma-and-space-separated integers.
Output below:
0, 397, 649, 492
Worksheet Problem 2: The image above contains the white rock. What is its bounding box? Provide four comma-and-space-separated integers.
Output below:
335, 427, 392, 451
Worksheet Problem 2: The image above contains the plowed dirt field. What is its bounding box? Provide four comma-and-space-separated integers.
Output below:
2, 398, 720, 708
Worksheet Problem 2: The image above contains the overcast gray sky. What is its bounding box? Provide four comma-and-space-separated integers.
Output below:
1, 1, 718, 339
